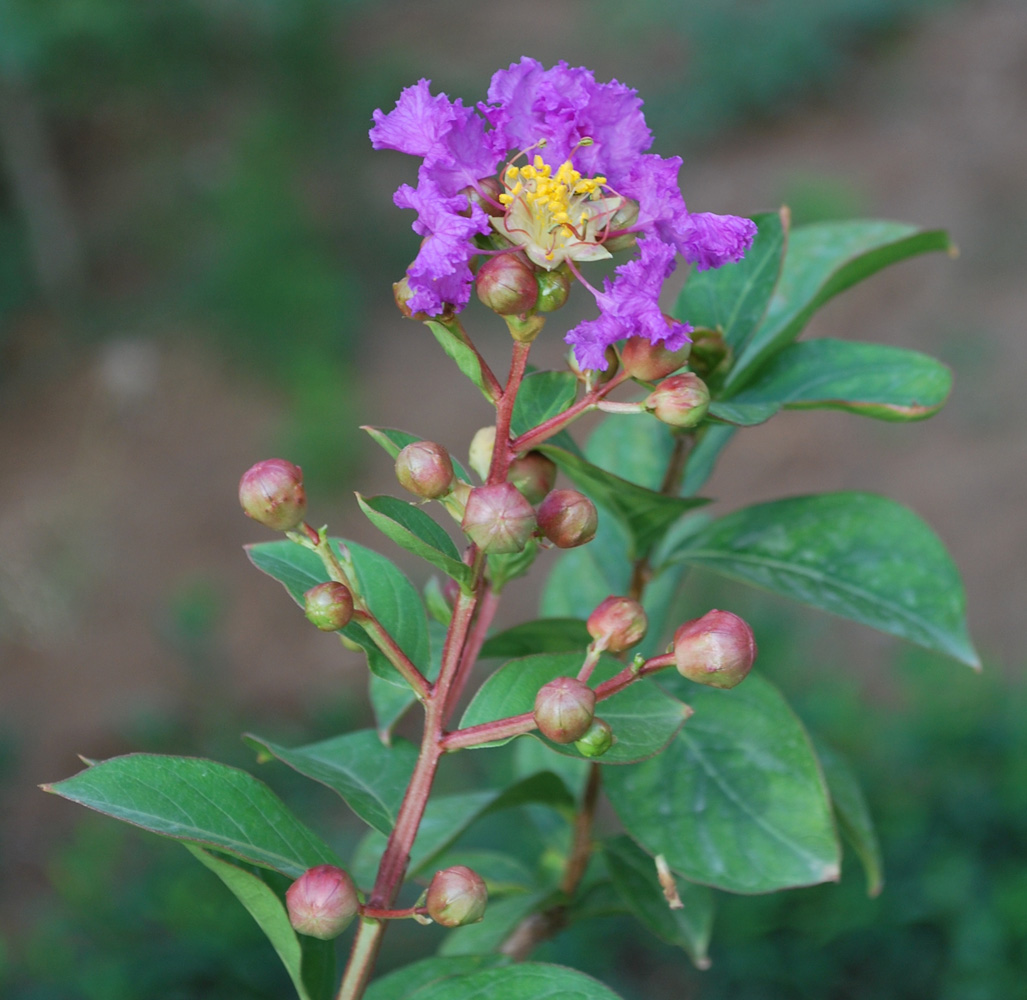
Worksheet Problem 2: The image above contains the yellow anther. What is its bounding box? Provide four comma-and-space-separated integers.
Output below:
533, 154, 545, 170
499, 193, 513, 205
506, 166, 519, 180
521, 165, 536, 180
511, 181, 523, 196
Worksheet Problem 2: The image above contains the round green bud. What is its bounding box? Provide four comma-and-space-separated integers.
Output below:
461, 482, 537, 554
621, 335, 692, 382
536, 268, 571, 312
303, 582, 354, 631
395, 441, 455, 499
426, 866, 488, 927
534, 676, 596, 744
645, 373, 710, 428
574, 718, 614, 757
508, 451, 557, 505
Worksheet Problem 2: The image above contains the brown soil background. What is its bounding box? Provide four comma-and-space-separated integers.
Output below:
1, 0, 1025, 928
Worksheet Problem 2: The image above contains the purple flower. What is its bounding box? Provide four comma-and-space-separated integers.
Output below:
370, 58, 757, 368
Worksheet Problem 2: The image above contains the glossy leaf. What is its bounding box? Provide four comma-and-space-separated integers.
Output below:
584, 411, 675, 491
357, 494, 474, 591
480, 618, 591, 659
427, 320, 498, 402
510, 370, 578, 437
365, 956, 506, 1000
44, 755, 339, 877
539, 443, 707, 558
681, 423, 737, 496
816, 738, 884, 897
245, 730, 417, 835
728, 220, 953, 390
247, 538, 431, 686
669, 492, 979, 667
438, 891, 551, 957
459, 652, 690, 764
707, 400, 781, 426
602, 835, 714, 969
674, 209, 787, 353
362, 426, 472, 481
604, 675, 841, 894
185, 845, 319, 1000
397, 962, 625, 1000
725, 338, 952, 422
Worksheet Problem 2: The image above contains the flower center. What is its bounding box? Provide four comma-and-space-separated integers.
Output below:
493, 153, 619, 270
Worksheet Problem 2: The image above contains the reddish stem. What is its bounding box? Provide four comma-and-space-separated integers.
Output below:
487, 339, 532, 484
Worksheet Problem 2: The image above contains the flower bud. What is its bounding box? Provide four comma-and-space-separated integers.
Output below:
239, 459, 307, 531
508, 451, 557, 505
286, 865, 358, 940
645, 373, 710, 428
687, 327, 731, 381
395, 441, 455, 499
461, 482, 537, 553
464, 177, 504, 218
475, 253, 538, 316
468, 426, 496, 482
621, 334, 692, 382
587, 596, 648, 652
574, 718, 614, 757
537, 489, 598, 548
426, 865, 488, 927
393, 275, 430, 321
568, 344, 619, 382
304, 582, 354, 631
536, 268, 571, 312
673, 610, 757, 689
534, 676, 596, 743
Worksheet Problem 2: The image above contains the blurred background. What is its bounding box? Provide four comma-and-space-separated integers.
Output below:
1, 0, 1025, 996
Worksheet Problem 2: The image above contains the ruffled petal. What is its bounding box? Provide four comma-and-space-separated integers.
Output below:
370, 79, 460, 157
678, 212, 758, 271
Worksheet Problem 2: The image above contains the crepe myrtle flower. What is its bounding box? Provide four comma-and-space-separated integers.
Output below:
370, 57, 756, 370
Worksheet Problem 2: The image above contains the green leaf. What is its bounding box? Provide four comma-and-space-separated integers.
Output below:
362, 426, 472, 481
681, 423, 737, 496
726, 338, 952, 421
728, 220, 953, 390
247, 538, 431, 686
368, 618, 447, 740
245, 730, 417, 835
185, 845, 318, 1000
674, 210, 787, 354
480, 618, 591, 659
602, 835, 714, 969
584, 411, 675, 491
438, 891, 550, 957
539, 443, 707, 558
604, 675, 840, 893
707, 400, 781, 426
669, 492, 979, 667
357, 494, 474, 591
460, 652, 690, 764
510, 370, 578, 437
366, 957, 507, 1000
396, 963, 626, 1000
815, 738, 884, 897
44, 755, 339, 877
427, 320, 498, 402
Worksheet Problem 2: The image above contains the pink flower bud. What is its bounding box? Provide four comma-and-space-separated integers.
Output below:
395, 441, 455, 499
304, 582, 354, 631
286, 865, 358, 940
239, 459, 307, 532
587, 596, 648, 652
621, 334, 692, 382
673, 610, 757, 689
574, 717, 614, 757
393, 275, 431, 321
645, 373, 710, 428
534, 676, 596, 743
475, 253, 539, 316
461, 482, 537, 554
508, 451, 557, 505
537, 489, 598, 548
426, 865, 488, 927
536, 268, 571, 312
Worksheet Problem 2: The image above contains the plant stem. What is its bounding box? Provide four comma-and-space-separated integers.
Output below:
488, 339, 532, 484
350, 612, 430, 701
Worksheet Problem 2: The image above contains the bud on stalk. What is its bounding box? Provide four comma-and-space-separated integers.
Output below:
536, 268, 571, 312
673, 609, 757, 689
475, 252, 538, 316
645, 373, 710, 428
239, 459, 307, 531
508, 451, 557, 504
587, 596, 648, 652
621, 334, 692, 382
534, 676, 596, 743
395, 441, 455, 499
304, 582, 354, 631
461, 482, 537, 553
286, 865, 358, 939
537, 489, 598, 548
426, 866, 488, 927
574, 717, 614, 757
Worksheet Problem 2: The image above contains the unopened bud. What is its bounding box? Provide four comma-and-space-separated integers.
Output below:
569, 344, 619, 381
461, 482, 537, 553
393, 275, 430, 321
239, 459, 307, 531
687, 327, 731, 381
395, 441, 455, 499
621, 334, 692, 382
673, 610, 757, 689
509, 451, 557, 505
286, 865, 358, 940
464, 177, 504, 218
587, 596, 647, 652
536, 268, 571, 312
574, 717, 614, 757
534, 676, 596, 743
537, 489, 598, 548
304, 582, 354, 631
476, 253, 539, 316
426, 866, 488, 927
468, 426, 496, 482
645, 373, 710, 428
